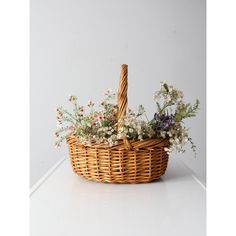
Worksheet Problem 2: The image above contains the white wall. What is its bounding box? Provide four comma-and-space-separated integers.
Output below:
30, 0, 206, 186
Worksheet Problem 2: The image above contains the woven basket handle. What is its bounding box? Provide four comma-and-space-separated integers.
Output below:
117, 64, 132, 150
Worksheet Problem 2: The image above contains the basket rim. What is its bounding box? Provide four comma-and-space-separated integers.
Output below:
66, 135, 169, 150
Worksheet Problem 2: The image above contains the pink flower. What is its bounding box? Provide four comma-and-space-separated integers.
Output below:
103, 89, 112, 96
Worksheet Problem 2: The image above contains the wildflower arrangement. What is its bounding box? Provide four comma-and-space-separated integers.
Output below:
55, 81, 199, 156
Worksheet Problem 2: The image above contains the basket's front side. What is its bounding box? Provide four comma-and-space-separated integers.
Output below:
67, 136, 169, 183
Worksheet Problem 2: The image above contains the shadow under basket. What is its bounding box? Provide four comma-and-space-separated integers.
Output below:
66, 64, 170, 183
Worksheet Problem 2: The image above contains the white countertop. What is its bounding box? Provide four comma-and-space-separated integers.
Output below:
30, 158, 206, 236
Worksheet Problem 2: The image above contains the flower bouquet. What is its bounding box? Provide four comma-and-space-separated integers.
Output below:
55, 64, 199, 183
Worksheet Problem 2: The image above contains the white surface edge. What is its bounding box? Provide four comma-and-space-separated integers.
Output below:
191, 174, 206, 190
30, 157, 66, 197
177, 158, 206, 190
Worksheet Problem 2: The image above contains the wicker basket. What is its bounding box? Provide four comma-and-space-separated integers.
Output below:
67, 64, 169, 183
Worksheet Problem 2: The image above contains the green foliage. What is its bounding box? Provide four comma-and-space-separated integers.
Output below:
174, 99, 200, 122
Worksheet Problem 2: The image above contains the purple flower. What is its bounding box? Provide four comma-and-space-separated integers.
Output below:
153, 113, 174, 131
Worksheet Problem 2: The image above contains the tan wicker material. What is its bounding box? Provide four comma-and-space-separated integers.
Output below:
66, 64, 169, 183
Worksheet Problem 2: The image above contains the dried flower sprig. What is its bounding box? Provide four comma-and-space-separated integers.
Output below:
151, 82, 199, 155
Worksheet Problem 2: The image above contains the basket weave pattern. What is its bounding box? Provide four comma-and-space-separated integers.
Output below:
67, 64, 169, 183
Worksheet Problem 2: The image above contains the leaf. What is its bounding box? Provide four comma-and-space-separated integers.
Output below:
175, 114, 182, 122
179, 111, 187, 117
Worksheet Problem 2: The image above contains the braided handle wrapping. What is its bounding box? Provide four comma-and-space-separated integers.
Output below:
117, 64, 132, 150
117, 64, 128, 123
